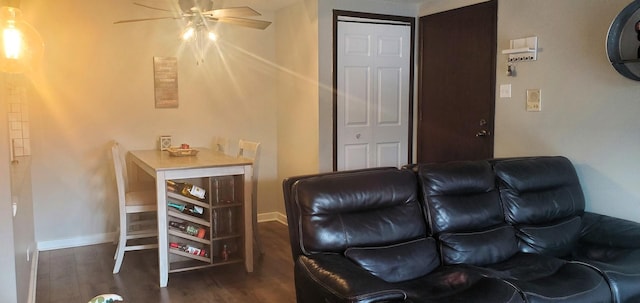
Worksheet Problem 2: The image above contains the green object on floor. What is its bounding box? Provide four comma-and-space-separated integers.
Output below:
88, 294, 123, 303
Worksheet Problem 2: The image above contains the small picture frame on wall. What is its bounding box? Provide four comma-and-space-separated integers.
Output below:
159, 136, 172, 151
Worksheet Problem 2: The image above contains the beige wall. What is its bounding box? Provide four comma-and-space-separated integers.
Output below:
25, 0, 279, 248
276, 0, 320, 212
494, 0, 640, 222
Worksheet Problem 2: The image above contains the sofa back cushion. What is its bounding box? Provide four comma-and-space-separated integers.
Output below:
291, 168, 427, 255
493, 156, 585, 257
418, 160, 519, 265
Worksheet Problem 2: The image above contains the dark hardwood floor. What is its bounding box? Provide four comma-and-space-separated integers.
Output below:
36, 221, 296, 303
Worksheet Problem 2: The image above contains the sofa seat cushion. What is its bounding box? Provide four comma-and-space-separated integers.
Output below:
396, 265, 524, 302
345, 238, 440, 283
573, 245, 640, 303
476, 252, 612, 303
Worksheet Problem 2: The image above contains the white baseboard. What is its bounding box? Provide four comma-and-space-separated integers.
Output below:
27, 249, 38, 303
36, 212, 288, 251
37, 232, 116, 251
257, 211, 287, 225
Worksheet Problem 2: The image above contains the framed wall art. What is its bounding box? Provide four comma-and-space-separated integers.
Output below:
153, 56, 179, 108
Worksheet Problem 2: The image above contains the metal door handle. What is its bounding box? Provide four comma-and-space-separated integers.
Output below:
475, 130, 490, 137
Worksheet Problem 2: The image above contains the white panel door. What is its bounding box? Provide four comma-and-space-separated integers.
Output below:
337, 20, 411, 171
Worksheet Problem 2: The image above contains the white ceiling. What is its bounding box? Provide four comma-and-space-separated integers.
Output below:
220, 0, 424, 12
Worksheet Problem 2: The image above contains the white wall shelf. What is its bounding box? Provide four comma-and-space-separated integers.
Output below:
502, 36, 538, 62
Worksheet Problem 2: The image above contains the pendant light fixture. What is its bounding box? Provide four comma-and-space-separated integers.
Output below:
0, 5, 44, 73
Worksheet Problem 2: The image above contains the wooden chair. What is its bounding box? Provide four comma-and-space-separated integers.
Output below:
111, 142, 158, 274
237, 139, 262, 255
213, 136, 229, 154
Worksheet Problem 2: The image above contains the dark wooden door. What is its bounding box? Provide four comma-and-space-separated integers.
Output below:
417, 0, 497, 163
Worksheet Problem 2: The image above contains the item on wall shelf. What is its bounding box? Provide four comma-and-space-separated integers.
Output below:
606, 1, 640, 81
506, 62, 516, 77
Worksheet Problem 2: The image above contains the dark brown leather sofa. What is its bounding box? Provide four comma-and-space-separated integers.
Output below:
282, 156, 640, 303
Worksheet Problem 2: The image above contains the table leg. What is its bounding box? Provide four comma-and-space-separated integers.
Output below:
244, 164, 254, 272
156, 172, 169, 287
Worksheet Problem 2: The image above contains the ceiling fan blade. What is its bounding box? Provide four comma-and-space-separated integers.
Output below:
113, 16, 179, 24
210, 17, 272, 30
133, 2, 173, 12
202, 6, 261, 18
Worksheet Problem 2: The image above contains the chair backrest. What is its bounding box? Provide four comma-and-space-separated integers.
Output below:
237, 139, 261, 183
213, 136, 229, 154
111, 142, 128, 213
238, 139, 260, 209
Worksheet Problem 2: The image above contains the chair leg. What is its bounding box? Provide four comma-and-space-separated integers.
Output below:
113, 229, 127, 274
113, 238, 121, 261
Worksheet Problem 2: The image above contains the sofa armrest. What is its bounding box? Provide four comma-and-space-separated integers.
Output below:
579, 212, 640, 248
295, 254, 407, 303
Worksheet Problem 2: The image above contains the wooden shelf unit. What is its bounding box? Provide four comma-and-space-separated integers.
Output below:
166, 175, 245, 274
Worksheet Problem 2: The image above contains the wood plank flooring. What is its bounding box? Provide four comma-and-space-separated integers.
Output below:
36, 221, 296, 303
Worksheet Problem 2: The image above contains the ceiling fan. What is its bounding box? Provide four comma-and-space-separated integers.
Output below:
114, 0, 272, 30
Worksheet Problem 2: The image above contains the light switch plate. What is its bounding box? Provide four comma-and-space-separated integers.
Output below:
500, 84, 512, 98
526, 89, 541, 111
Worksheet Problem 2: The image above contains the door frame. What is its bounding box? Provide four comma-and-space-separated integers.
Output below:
332, 10, 415, 171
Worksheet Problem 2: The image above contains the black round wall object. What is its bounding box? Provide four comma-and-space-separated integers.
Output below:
607, 0, 640, 81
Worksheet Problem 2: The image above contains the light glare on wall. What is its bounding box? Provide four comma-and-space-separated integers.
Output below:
3, 22, 20, 59
0, 6, 44, 73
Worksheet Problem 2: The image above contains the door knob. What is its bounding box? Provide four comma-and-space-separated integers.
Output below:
475, 130, 490, 137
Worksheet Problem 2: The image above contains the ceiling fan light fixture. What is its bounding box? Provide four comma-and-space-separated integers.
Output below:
181, 26, 195, 40
207, 31, 217, 41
